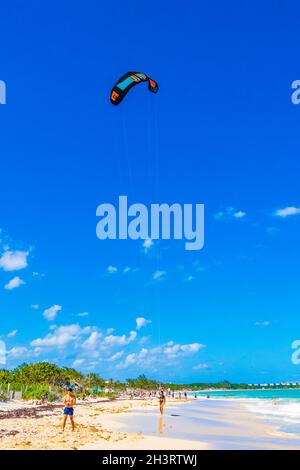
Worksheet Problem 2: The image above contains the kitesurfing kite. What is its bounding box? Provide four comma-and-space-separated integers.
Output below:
110, 71, 158, 106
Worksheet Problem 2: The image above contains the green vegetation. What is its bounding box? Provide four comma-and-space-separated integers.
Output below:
0, 362, 94, 402
126, 374, 159, 390
0, 362, 298, 401
21, 385, 57, 402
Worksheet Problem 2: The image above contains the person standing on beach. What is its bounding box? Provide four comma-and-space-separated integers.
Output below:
62, 388, 76, 431
159, 390, 166, 415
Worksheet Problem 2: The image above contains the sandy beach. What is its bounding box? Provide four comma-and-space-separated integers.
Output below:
1, 397, 300, 450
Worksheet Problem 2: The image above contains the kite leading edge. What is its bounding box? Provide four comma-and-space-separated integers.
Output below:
110, 71, 159, 106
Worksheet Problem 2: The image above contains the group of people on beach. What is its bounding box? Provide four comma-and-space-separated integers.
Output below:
61, 388, 171, 431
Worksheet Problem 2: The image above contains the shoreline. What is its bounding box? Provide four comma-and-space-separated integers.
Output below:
81, 398, 300, 450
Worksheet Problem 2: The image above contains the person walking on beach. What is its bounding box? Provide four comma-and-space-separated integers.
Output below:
62, 388, 76, 431
159, 390, 166, 415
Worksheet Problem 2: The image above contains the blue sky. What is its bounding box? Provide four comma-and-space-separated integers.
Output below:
0, 0, 300, 383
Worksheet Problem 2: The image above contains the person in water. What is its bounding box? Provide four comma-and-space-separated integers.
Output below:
159, 390, 166, 415
62, 388, 76, 431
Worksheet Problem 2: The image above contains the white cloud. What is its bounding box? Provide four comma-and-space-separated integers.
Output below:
153, 270, 166, 281
72, 358, 85, 368
7, 346, 28, 359
193, 363, 209, 370
274, 207, 300, 218
117, 340, 205, 369
164, 342, 204, 355
12, 317, 204, 375
0, 250, 29, 271
103, 330, 137, 347
107, 265, 118, 274
31, 304, 39, 310
255, 321, 270, 327
7, 330, 18, 338
4, 276, 26, 290
143, 238, 154, 253
28, 321, 141, 367
107, 351, 124, 362
31, 324, 91, 348
233, 211, 247, 219
194, 260, 209, 273
214, 207, 247, 221
77, 311, 89, 317
139, 336, 149, 345
122, 267, 139, 275
32, 271, 45, 278
32, 347, 43, 357
43, 305, 62, 321
120, 353, 138, 368
28, 318, 144, 368
82, 331, 102, 349
136, 317, 151, 330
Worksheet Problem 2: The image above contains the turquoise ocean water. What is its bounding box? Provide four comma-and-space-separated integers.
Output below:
191, 389, 300, 435
193, 389, 300, 400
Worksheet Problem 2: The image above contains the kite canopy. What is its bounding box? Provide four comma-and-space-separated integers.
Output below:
110, 71, 158, 105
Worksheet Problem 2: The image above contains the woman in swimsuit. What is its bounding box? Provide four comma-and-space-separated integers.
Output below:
158, 390, 166, 415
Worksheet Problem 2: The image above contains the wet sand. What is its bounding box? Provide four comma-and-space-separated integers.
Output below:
83, 399, 300, 450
